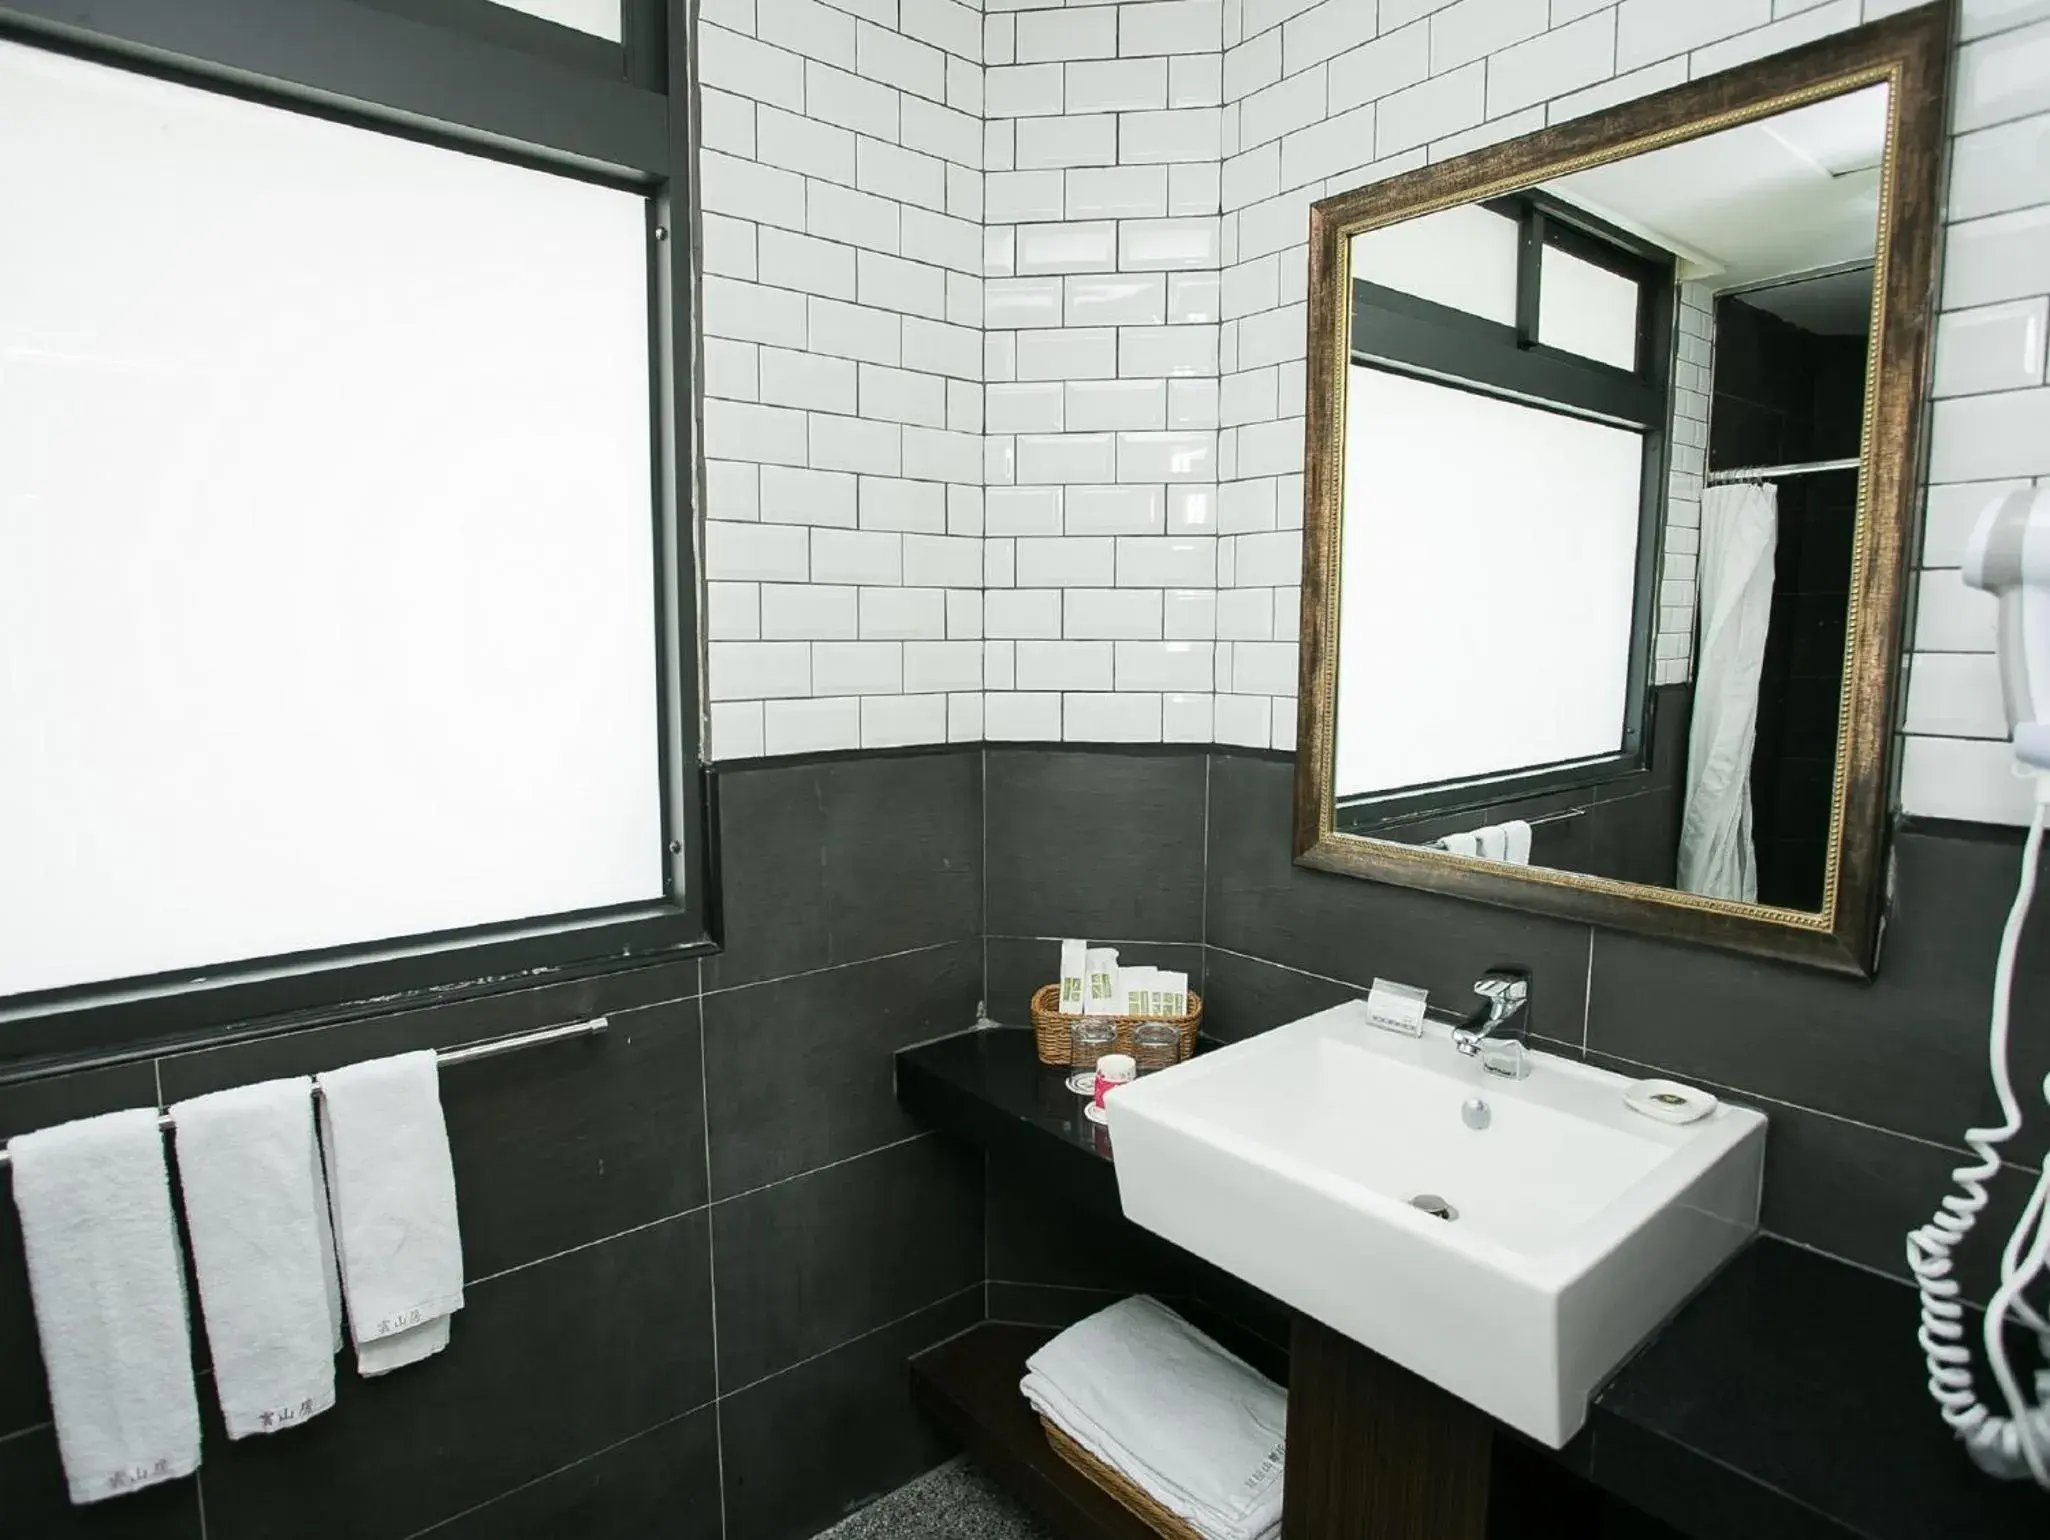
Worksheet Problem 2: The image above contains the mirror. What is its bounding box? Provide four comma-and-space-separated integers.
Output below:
1294, 8, 1950, 975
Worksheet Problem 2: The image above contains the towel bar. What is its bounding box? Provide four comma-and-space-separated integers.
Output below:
0, 1016, 609, 1170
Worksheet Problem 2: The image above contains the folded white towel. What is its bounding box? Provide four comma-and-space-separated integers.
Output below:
1027, 1371, 1282, 1540
1502, 818, 1533, 865
1020, 1297, 1285, 1540
1440, 830, 1481, 857
170, 1078, 340, 1437
1476, 824, 1509, 862
315, 1052, 464, 1377
7, 1109, 201, 1504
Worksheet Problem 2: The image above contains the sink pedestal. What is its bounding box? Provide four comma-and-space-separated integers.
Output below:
1283, 1315, 1491, 1540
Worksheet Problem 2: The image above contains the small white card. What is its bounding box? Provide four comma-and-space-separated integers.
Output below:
1364, 977, 1428, 1037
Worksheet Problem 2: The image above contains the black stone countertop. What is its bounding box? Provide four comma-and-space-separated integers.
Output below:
896, 1027, 2050, 1540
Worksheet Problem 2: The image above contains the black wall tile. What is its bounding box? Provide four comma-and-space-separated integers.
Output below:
984, 749, 1207, 942
1199, 948, 1365, 1044
413, 1408, 722, 1540
158, 995, 708, 1284
200, 1211, 715, 1540
985, 1165, 1191, 1296
0, 1063, 163, 1440
0, 1428, 203, 1540
1753, 1094, 2038, 1307
1205, 753, 1593, 1042
712, 1134, 982, 1390
986, 1281, 1126, 1328
704, 942, 980, 1198
718, 1289, 979, 1540
705, 751, 982, 991
984, 937, 1204, 1027
1586, 829, 2050, 1156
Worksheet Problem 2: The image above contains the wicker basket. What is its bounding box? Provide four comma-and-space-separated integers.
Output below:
1041, 1418, 1203, 1540
1028, 982, 1201, 1067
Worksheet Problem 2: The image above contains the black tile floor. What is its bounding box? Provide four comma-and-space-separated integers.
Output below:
813, 1458, 1055, 1540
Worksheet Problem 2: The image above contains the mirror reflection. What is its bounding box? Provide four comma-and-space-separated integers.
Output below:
1330, 84, 1887, 914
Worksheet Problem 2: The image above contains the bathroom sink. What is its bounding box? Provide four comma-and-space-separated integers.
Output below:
1106, 1001, 1765, 1446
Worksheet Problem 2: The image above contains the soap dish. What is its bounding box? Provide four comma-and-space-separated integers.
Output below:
1625, 1078, 1719, 1125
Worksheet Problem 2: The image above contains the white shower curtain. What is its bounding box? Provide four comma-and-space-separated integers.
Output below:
1678, 482, 1779, 901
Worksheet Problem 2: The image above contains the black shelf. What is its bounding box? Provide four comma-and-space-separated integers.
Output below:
909, 1323, 1163, 1540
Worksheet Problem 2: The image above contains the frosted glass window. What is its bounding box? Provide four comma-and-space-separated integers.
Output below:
1537, 246, 1642, 370
0, 40, 664, 999
1335, 368, 1644, 799
1350, 205, 1520, 328
493, 0, 622, 40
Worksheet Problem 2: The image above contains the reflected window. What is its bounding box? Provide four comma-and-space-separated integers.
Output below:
491, 0, 622, 39
1337, 371, 1645, 798
1338, 191, 1675, 817
1350, 204, 1520, 328
1538, 245, 1642, 370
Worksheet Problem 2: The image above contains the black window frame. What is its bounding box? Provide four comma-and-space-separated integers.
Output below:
0, 0, 717, 1073
1336, 190, 1679, 838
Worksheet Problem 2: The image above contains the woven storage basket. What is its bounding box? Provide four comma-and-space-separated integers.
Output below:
1028, 982, 1201, 1067
1041, 1418, 1203, 1540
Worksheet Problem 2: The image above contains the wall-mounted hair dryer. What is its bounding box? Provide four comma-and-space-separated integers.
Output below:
1964, 486, 2050, 770
1906, 487, 2050, 1488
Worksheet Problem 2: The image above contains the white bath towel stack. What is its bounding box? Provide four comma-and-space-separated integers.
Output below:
1020, 1296, 1286, 1540
6, 1109, 202, 1504
316, 1051, 465, 1376
170, 1077, 342, 1437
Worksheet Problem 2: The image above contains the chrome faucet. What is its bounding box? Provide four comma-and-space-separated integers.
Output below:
1451, 967, 1532, 1079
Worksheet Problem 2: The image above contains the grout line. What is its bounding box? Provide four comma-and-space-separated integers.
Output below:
1200, 942, 1365, 992
699, 985, 730, 1540
987, 1277, 1121, 1294
1200, 750, 1213, 951
700, 939, 963, 999
988, 742, 996, 1017
467, 1136, 942, 1292
195, 1470, 209, 1540
0, 1421, 51, 1448
709, 1132, 934, 1210
715, 1281, 985, 1403
1759, 1231, 1919, 1295
399, 1401, 720, 1540
1585, 1043, 2044, 1173
467, 1207, 707, 1289
1581, 930, 1594, 1052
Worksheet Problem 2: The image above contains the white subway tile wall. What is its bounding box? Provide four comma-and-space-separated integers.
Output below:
701, 0, 986, 759
979, 0, 1225, 742
696, 0, 2049, 824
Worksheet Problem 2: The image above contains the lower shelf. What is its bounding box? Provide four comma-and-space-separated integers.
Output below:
909, 1322, 1167, 1540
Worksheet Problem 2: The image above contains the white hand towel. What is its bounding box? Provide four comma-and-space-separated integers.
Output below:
1440, 830, 1481, 857
315, 1052, 464, 1377
1475, 824, 1509, 862
170, 1078, 339, 1438
1503, 819, 1533, 865
6, 1108, 201, 1504
1020, 1297, 1285, 1540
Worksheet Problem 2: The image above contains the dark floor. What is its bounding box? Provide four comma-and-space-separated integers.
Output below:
813, 1458, 1057, 1540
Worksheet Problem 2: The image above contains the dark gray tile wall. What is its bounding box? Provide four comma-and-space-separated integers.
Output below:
0, 749, 987, 1540
980, 745, 2046, 1309
8, 737, 2022, 1540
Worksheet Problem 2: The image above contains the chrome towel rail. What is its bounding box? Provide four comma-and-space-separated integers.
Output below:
0, 1016, 609, 1171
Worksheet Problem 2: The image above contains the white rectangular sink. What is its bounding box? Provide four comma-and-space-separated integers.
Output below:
1106, 1000, 1765, 1446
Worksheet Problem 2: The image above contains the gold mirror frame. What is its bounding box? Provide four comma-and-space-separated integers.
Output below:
1293, 3, 1952, 977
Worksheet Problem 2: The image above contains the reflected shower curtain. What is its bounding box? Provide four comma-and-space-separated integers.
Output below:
1678, 482, 1778, 901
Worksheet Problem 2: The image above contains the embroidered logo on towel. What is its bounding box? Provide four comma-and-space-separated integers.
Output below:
1243, 1439, 1286, 1493
105, 1459, 174, 1493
